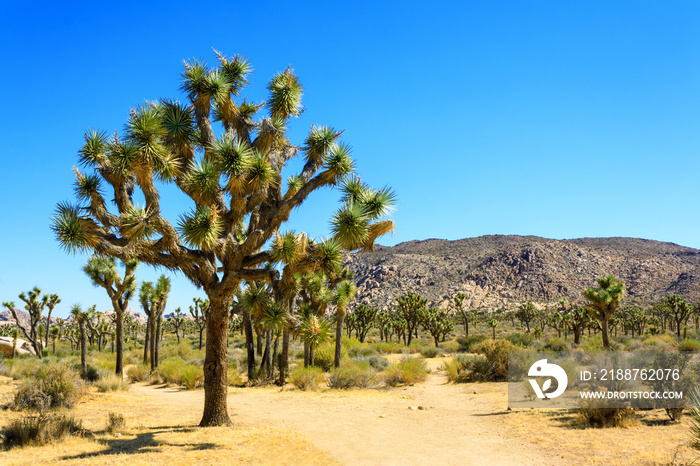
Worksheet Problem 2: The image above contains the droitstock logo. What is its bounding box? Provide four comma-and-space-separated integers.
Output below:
528, 359, 568, 399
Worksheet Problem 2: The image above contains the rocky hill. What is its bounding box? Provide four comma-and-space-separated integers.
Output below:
344, 235, 700, 310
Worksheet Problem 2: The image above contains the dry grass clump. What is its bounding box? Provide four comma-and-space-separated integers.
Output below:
126, 364, 150, 382
106, 411, 126, 434
3, 413, 84, 448
95, 373, 129, 392
327, 363, 379, 389
577, 398, 637, 427
384, 357, 428, 387
289, 366, 324, 391
13, 362, 85, 410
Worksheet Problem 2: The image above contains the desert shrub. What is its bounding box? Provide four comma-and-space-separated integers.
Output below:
506, 333, 534, 348
544, 337, 570, 352
348, 343, 378, 358
578, 399, 636, 427
678, 339, 700, 352
444, 354, 474, 383
420, 346, 440, 358
95, 373, 129, 392
470, 339, 517, 381
370, 342, 404, 354
580, 335, 605, 352
3, 357, 42, 380
126, 364, 150, 382
457, 335, 487, 352
13, 363, 85, 410
439, 341, 460, 353
362, 354, 389, 370
80, 364, 101, 383
158, 358, 185, 385
690, 387, 700, 450
384, 358, 429, 387
342, 337, 363, 355
160, 340, 193, 360
106, 411, 126, 434
290, 366, 324, 391
313, 342, 346, 371
327, 363, 378, 389
179, 364, 203, 390
643, 334, 677, 348
3, 413, 84, 448
624, 339, 644, 351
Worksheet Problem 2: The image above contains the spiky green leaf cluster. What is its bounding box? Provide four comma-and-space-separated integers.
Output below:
177, 206, 222, 249
267, 68, 303, 120
121, 205, 154, 239
303, 125, 341, 165
51, 202, 89, 253
78, 130, 107, 167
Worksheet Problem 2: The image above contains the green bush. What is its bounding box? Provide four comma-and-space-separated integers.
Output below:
126, 365, 150, 382
179, 364, 203, 390
370, 341, 404, 354
506, 333, 535, 348
420, 346, 440, 358
3, 414, 84, 448
95, 373, 129, 392
439, 341, 460, 353
313, 342, 345, 371
160, 340, 193, 360
678, 339, 700, 352
347, 343, 378, 358
289, 366, 324, 391
384, 357, 429, 387
327, 363, 379, 389
456, 335, 487, 352
443, 354, 474, 383
13, 363, 86, 410
80, 364, 101, 383
470, 339, 517, 381
158, 358, 185, 385
353, 354, 389, 371
544, 337, 570, 352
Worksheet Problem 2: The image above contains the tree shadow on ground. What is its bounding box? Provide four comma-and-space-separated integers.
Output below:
59, 425, 217, 461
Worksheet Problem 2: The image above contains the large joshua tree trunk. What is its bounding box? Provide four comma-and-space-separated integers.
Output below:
115, 310, 124, 376
334, 311, 345, 368
277, 329, 289, 386
601, 319, 610, 349
200, 296, 232, 427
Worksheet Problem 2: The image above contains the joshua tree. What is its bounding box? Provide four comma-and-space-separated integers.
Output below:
43, 294, 61, 351
663, 295, 693, 339
189, 297, 210, 350
396, 291, 426, 347
453, 292, 473, 336
170, 307, 185, 343
488, 317, 499, 339
332, 279, 357, 368
51, 51, 395, 427
349, 305, 378, 342
140, 276, 171, 371
83, 256, 138, 375
516, 301, 538, 334
582, 275, 625, 349
71, 304, 93, 374
50, 325, 60, 354
2, 287, 58, 357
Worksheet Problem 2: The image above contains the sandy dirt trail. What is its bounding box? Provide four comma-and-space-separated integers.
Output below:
128, 358, 560, 465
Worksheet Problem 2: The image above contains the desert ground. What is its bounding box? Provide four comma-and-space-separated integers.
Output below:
0, 356, 696, 466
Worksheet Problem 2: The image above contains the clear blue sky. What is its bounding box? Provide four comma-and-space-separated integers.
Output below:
1, 1, 699, 318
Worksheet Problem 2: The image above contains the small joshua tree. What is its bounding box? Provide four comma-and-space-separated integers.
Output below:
83, 256, 138, 375
582, 275, 625, 350
2, 287, 59, 357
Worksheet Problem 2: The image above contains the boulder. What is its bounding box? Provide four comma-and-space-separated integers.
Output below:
0, 336, 36, 357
